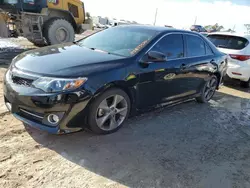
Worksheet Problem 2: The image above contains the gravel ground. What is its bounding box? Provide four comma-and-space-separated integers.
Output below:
1, 37, 250, 188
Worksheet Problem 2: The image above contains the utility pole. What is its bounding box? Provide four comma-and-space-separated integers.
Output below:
232, 24, 235, 31
153, 8, 158, 26
194, 16, 197, 25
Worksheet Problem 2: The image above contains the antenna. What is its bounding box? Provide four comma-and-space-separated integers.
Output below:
194, 16, 197, 25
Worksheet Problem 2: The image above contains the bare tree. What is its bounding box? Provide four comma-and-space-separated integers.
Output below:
244, 24, 250, 34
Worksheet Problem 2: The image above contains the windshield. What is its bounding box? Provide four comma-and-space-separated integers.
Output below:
207, 34, 249, 50
78, 27, 159, 57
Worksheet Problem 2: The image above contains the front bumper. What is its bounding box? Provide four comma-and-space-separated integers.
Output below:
13, 113, 61, 134
3, 71, 92, 134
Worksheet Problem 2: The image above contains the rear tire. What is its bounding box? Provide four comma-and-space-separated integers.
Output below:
43, 18, 75, 45
88, 88, 131, 134
196, 75, 218, 103
240, 79, 250, 88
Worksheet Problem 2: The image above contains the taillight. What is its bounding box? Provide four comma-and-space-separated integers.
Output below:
229, 54, 250, 61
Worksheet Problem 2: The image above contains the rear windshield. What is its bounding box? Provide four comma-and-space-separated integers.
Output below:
207, 35, 249, 50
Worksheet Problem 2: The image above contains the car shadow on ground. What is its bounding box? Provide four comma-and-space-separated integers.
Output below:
26, 89, 250, 188
223, 80, 250, 93
0, 63, 9, 69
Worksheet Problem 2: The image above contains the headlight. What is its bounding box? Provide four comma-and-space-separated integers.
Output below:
32, 77, 88, 92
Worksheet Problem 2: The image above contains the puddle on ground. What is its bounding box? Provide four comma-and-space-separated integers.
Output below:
211, 89, 250, 130
210, 97, 250, 114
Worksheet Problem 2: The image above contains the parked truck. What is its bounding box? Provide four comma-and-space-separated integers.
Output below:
0, 0, 92, 46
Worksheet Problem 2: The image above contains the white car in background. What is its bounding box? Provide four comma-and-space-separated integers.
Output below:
207, 33, 250, 88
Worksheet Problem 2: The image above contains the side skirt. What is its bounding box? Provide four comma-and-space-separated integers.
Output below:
133, 93, 201, 115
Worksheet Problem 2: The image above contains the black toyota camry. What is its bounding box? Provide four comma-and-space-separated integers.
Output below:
3, 25, 227, 134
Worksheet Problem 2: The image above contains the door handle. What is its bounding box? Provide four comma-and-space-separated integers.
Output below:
180, 63, 187, 70
210, 59, 216, 63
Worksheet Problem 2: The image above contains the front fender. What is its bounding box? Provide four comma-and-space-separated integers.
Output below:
85, 75, 138, 115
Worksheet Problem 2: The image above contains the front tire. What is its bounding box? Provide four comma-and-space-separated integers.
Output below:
88, 88, 131, 134
196, 75, 218, 103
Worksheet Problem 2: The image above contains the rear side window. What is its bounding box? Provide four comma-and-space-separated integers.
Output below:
151, 34, 184, 60
186, 35, 205, 57
207, 35, 249, 50
200, 27, 206, 32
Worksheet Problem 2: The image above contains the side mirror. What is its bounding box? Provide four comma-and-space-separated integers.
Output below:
147, 51, 167, 62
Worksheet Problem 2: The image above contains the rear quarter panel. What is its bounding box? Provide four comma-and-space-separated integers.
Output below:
217, 53, 228, 76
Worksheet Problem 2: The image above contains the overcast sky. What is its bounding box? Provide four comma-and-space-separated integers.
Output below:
84, 0, 250, 32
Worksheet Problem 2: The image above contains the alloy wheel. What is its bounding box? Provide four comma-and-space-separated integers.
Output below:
204, 77, 217, 101
56, 27, 68, 42
96, 94, 128, 131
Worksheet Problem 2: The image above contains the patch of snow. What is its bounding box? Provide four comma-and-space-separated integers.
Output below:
0, 39, 21, 49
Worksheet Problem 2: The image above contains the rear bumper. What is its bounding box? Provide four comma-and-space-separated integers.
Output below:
226, 64, 250, 81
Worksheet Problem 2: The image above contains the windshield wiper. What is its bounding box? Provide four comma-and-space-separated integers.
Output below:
79, 45, 126, 57
89, 47, 112, 54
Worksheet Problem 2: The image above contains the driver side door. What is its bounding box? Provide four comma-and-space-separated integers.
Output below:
136, 33, 190, 109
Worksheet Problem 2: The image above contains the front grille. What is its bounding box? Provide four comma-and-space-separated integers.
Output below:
12, 76, 34, 87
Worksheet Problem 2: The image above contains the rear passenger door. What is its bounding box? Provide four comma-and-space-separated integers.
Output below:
184, 34, 215, 93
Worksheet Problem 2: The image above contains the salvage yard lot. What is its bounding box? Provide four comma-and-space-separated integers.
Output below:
1, 38, 250, 188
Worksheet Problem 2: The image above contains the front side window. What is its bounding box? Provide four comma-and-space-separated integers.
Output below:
186, 35, 206, 57
151, 34, 184, 60
78, 27, 159, 57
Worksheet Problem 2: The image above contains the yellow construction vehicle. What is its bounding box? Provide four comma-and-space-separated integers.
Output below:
0, 0, 92, 46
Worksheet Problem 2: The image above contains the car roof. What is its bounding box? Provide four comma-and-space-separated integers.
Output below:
116, 25, 221, 56
117, 25, 199, 35
117, 24, 174, 31
207, 32, 250, 40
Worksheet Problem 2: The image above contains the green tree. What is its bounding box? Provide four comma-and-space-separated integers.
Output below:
204, 23, 224, 32
86, 12, 91, 19
212, 23, 224, 31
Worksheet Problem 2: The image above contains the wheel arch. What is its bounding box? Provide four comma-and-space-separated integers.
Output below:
44, 8, 77, 31
87, 81, 137, 115
213, 72, 221, 89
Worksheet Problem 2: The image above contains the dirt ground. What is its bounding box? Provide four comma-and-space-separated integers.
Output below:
1, 37, 250, 188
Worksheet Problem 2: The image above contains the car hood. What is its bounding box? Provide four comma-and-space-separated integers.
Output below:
13, 43, 126, 77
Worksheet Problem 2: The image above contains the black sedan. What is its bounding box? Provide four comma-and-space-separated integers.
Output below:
3, 25, 227, 134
